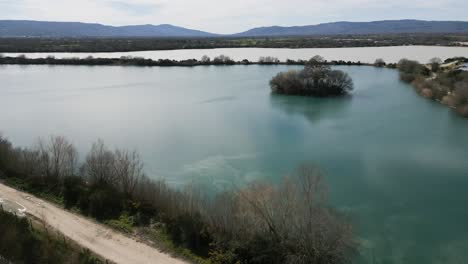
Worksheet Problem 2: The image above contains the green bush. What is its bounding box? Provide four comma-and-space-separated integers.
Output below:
105, 213, 134, 233
165, 213, 212, 257
85, 184, 124, 220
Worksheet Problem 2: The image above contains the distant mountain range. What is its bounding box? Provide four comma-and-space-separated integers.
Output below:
0, 20, 216, 37
236, 20, 468, 37
1, 20, 468, 38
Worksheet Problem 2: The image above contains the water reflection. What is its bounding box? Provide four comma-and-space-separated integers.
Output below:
269, 93, 353, 124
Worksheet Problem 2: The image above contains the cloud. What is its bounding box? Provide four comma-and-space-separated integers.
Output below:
107, 1, 162, 16
0, 0, 466, 33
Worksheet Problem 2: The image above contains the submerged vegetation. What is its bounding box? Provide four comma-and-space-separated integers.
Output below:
397, 57, 468, 117
0, 135, 357, 264
270, 56, 354, 96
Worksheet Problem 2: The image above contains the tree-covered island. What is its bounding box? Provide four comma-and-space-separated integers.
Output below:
270, 56, 354, 97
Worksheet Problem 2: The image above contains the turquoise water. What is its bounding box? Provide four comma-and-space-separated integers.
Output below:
1, 64, 468, 262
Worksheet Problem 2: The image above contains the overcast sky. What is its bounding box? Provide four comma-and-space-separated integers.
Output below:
0, 0, 467, 33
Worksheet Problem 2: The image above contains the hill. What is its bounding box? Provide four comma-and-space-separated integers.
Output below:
235, 20, 468, 37
0, 20, 217, 37
1, 20, 468, 38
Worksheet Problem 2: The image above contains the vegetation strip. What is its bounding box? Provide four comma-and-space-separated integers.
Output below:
0, 135, 356, 264
0, 54, 370, 67
0, 34, 468, 53
396, 57, 468, 117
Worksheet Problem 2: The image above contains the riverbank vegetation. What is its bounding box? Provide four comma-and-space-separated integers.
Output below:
0, 209, 102, 264
0, 34, 467, 52
0, 135, 357, 264
397, 57, 468, 117
270, 56, 354, 96
0, 54, 368, 67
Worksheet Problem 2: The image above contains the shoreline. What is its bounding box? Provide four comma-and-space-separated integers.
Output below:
0, 56, 374, 67
398, 58, 468, 118
3, 46, 468, 65
1, 44, 468, 54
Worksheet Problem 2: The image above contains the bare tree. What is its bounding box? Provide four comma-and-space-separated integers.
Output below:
36, 136, 77, 178
213, 55, 234, 64
113, 149, 144, 196
374, 58, 386, 67
82, 139, 116, 185
259, 56, 280, 64
306, 55, 328, 69
205, 164, 356, 263
201, 55, 211, 64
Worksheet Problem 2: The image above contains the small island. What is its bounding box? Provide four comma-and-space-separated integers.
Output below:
270, 56, 354, 97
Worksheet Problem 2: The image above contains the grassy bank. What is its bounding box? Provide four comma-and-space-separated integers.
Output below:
0, 209, 102, 264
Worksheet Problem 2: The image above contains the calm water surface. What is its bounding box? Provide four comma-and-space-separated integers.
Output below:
5, 46, 468, 63
1, 64, 468, 263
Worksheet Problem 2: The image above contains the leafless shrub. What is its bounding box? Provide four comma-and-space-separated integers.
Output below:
213, 55, 234, 64
259, 56, 280, 64
36, 136, 78, 178
454, 81, 468, 106
82, 139, 116, 185
201, 55, 211, 63
113, 149, 144, 196
205, 164, 356, 263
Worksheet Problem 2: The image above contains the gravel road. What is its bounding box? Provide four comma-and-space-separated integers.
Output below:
0, 182, 188, 264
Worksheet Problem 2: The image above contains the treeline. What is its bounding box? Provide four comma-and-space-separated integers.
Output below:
0, 135, 356, 264
397, 57, 468, 117
0, 34, 467, 52
0, 54, 369, 67
0, 54, 237, 67
0, 209, 101, 264
270, 56, 354, 96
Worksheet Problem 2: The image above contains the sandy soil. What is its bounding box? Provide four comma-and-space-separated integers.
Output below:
0, 182, 188, 264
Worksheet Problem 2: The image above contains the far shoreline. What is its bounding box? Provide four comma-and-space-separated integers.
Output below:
3, 46, 468, 65
2, 45, 468, 54
0, 55, 376, 67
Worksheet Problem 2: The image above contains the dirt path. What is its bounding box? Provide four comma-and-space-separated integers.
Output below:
0, 182, 188, 264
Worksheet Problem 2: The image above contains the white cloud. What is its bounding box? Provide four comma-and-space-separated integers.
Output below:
0, 0, 466, 33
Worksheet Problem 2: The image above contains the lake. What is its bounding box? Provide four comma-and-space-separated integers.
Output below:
1, 64, 468, 263
4, 46, 468, 63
